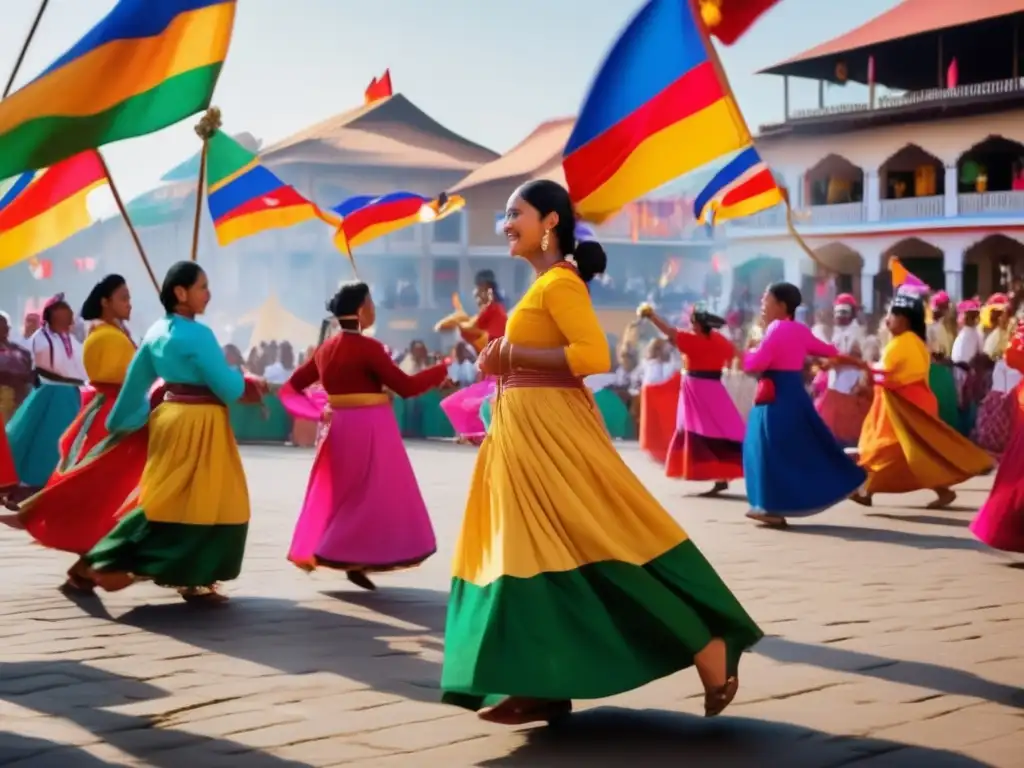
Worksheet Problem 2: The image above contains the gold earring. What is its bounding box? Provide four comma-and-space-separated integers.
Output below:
540, 229, 550, 252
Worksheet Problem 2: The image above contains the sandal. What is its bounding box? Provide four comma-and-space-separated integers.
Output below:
347, 570, 377, 591
478, 697, 572, 726
926, 489, 956, 510
699, 481, 729, 498
60, 561, 97, 595
745, 511, 788, 528
179, 586, 229, 604
850, 492, 873, 507
704, 676, 739, 717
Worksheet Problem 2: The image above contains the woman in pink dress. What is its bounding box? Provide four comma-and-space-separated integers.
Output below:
743, 283, 866, 527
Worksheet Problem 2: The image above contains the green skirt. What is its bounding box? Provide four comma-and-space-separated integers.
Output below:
441, 539, 762, 709
929, 363, 960, 430
85, 508, 248, 588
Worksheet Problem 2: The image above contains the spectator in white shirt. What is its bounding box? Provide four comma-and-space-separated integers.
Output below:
447, 342, 478, 386
640, 338, 679, 386
263, 342, 296, 386
951, 301, 984, 365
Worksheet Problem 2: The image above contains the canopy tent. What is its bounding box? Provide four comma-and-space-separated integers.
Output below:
235, 294, 320, 353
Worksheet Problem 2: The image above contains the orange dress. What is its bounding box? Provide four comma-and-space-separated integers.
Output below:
858, 332, 992, 494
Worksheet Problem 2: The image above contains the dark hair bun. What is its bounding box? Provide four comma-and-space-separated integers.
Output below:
326, 281, 370, 318
573, 240, 607, 284
81, 273, 126, 321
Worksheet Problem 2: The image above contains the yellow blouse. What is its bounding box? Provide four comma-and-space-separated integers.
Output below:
879, 331, 930, 388
82, 322, 136, 385
506, 266, 611, 377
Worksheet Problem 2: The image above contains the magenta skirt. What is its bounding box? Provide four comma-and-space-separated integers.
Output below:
971, 410, 1024, 553
440, 378, 496, 439
287, 402, 437, 572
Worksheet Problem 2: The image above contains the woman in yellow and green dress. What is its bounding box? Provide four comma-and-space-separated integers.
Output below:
81, 262, 267, 603
440, 180, 761, 726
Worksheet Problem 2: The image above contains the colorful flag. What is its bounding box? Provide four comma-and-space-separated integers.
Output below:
205, 130, 339, 246
563, 0, 752, 223
889, 256, 927, 290
698, 0, 781, 45
365, 70, 394, 104
332, 192, 465, 255
693, 145, 784, 226
0, 151, 107, 271
0, 0, 237, 180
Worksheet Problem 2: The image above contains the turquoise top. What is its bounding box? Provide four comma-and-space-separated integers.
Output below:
106, 315, 245, 433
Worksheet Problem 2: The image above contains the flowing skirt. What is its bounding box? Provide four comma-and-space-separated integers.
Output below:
972, 389, 1016, 455
0, 417, 16, 491
84, 402, 249, 588
6, 384, 82, 488
815, 389, 872, 447
857, 382, 993, 495
666, 375, 744, 481
288, 399, 436, 572
440, 379, 496, 439
441, 381, 762, 709
971, 389, 1024, 552
639, 372, 680, 464
743, 371, 865, 517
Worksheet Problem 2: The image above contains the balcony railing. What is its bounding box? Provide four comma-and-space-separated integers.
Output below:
805, 202, 864, 226
880, 195, 944, 221
728, 208, 786, 229
958, 190, 1024, 216
759, 77, 1024, 131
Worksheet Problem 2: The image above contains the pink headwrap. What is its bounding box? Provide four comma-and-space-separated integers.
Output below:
834, 293, 857, 307
986, 292, 1009, 308
957, 299, 980, 314
930, 291, 950, 310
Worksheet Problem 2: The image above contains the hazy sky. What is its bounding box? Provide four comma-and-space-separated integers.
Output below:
0, 0, 900, 202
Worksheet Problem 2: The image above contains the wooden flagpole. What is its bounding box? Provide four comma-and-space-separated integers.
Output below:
96, 152, 159, 293
191, 108, 221, 261
3, 0, 49, 99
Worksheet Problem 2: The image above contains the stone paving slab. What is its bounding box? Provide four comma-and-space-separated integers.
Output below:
0, 442, 1021, 767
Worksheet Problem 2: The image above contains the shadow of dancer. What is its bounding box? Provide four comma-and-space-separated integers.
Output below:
0, 661, 312, 768
477, 707, 994, 768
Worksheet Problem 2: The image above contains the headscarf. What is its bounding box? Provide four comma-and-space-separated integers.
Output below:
930, 291, 951, 312
834, 293, 856, 317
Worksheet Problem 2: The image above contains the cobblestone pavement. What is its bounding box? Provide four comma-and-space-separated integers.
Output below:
0, 442, 1021, 767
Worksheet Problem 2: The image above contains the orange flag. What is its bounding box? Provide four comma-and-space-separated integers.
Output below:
364, 69, 393, 104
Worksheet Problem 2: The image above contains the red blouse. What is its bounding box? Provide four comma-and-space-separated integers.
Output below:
674, 330, 736, 372
288, 332, 446, 398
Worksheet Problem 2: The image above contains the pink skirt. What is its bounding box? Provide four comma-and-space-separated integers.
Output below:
287, 402, 436, 572
666, 375, 744, 481
440, 378, 495, 439
971, 408, 1024, 553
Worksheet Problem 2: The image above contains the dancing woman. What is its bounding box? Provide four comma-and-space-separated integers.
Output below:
6, 294, 86, 490
441, 179, 761, 726
640, 304, 743, 495
1, 276, 148, 593
852, 291, 993, 509
971, 319, 1024, 553
438, 271, 508, 443
279, 282, 449, 590
742, 283, 865, 528
80, 262, 266, 603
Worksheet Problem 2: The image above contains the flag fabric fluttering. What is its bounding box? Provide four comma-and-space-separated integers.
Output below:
364, 70, 393, 104
698, 0, 781, 45
693, 145, 783, 226
0, 151, 107, 270
0, 0, 237, 180
563, 0, 753, 223
889, 256, 927, 290
205, 130, 339, 247
331, 191, 465, 255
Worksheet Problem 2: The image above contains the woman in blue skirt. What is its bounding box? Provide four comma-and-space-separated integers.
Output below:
742, 283, 865, 528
